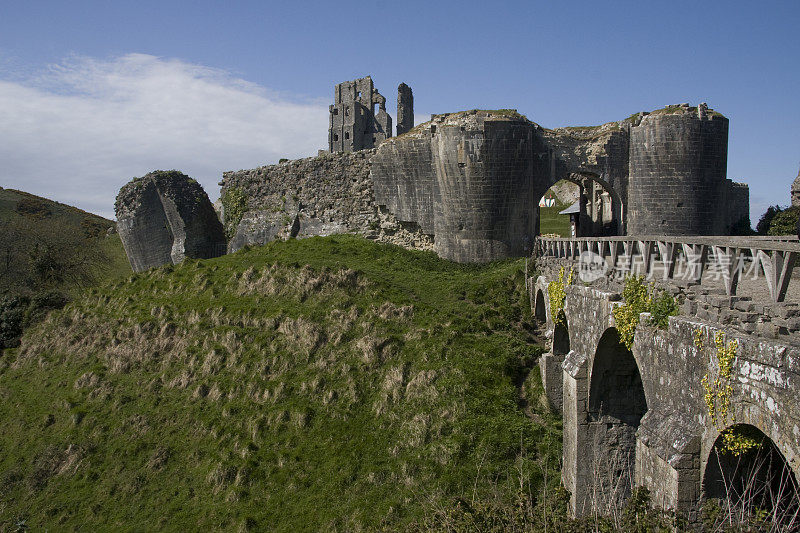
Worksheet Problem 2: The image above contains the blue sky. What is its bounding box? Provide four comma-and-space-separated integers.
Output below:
1, 0, 798, 224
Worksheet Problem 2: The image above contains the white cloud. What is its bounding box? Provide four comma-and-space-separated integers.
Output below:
0, 54, 329, 218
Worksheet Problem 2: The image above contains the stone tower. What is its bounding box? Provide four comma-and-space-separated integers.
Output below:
627, 106, 730, 235
791, 167, 800, 207
328, 76, 392, 153
396, 83, 414, 136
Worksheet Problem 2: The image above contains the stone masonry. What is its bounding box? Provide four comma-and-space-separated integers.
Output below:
219, 150, 433, 253
115, 170, 226, 272
791, 166, 800, 208
531, 254, 800, 522
396, 83, 414, 136
222, 101, 749, 264
328, 76, 392, 153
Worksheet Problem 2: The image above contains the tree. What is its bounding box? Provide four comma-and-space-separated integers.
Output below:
755, 205, 782, 235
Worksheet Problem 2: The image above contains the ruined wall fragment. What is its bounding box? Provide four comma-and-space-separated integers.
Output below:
115, 170, 226, 272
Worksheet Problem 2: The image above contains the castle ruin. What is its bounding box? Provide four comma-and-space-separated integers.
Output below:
328, 76, 414, 153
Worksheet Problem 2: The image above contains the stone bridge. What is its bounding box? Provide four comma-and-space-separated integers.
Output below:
530, 236, 800, 522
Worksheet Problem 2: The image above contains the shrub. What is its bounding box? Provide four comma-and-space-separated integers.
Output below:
767, 206, 799, 236
613, 276, 679, 349
23, 290, 69, 327
0, 296, 27, 349
15, 197, 51, 219
221, 187, 247, 239
650, 290, 680, 329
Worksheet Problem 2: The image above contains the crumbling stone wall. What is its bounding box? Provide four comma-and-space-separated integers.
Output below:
219, 150, 433, 252
115, 170, 226, 272
372, 110, 554, 263
225, 103, 750, 264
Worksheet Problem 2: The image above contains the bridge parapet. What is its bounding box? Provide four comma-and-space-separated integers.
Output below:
535, 235, 799, 303
535, 235, 800, 342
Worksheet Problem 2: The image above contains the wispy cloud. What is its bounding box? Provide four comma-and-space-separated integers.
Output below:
0, 53, 328, 218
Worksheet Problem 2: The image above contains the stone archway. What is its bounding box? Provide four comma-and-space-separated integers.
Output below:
534, 289, 546, 324
553, 313, 570, 355
703, 424, 800, 529
586, 327, 648, 513
536, 173, 623, 238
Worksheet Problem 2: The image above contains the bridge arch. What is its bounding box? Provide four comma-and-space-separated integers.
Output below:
703, 424, 800, 529
587, 327, 648, 509
534, 289, 546, 324
553, 312, 570, 355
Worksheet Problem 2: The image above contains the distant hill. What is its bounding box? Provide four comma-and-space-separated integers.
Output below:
0, 187, 131, 296
0, 187, 112, 231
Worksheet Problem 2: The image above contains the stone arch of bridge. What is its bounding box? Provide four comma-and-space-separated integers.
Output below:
553, 313, 570, 355
703, 423, 799, 527
586, 327, 648, 507
534, 289, 546, 325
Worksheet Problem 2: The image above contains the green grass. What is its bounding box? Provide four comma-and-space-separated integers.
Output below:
539, 201, 572, 237
0, 187, 131, 295
0, 235, 560, 531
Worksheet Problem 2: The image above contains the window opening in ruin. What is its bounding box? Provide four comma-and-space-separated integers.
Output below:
587, 327, 647, 509
333, 134, 339, 142
333, 108, 338, 115
345, 132, 350, 140
345, 107, 350, 116
703, 424, 800, 530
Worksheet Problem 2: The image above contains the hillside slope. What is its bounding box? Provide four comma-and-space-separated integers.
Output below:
0, 187, 130, 295
0, 236, 560, 531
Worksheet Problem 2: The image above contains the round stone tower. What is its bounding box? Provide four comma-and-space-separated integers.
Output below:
627, 105, 729, 235
429, 111, 540, 262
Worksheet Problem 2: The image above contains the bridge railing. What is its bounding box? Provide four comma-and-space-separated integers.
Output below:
534, 235, 800, 302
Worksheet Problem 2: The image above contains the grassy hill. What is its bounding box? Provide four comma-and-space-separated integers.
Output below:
0, 187, 130, 296
0, 236, 563, 531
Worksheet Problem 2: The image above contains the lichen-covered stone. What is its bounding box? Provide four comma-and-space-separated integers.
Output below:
115, 170, 226, 272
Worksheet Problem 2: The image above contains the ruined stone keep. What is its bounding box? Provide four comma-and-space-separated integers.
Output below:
328, 76, 393, 153
116, 170, 226, 272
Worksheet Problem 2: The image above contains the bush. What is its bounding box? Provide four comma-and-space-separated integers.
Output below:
767, 206, 799, 236
613, 276, 680, 349
650, 291, 680, 329
0, 296, 27, 349
23, 290, 69, 327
